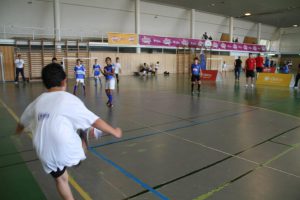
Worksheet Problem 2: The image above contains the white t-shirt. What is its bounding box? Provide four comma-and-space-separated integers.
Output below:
15, 59, 25, 69
155, 64, 159, 70
113, 63, 121, 74
20, 91, 99, 173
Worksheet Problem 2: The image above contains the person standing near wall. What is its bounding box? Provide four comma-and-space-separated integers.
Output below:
221, 61, 227, 77
14, 54, 26, 84
255, 53, 264, 73
234, 56, 242, 81
245, 53, 256, 88
293, 64, 300, 89
113, 57, 122, 84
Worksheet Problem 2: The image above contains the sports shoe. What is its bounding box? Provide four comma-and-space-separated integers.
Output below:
251, 84, 254, 88
245, 84, 248, 87
88, 127, 103, 139
108, 103, 114, 108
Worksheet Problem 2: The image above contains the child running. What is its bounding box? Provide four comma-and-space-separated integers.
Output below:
103, 57, 115, 108
16, 63, 122, 200
73, 59, 86, 96
191, 57, 202, 93
93, 59, 102, 87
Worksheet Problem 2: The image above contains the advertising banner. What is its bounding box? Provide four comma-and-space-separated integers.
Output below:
256, 73, 293, 87
139, 34, 266, 52
108, 33, 138, 45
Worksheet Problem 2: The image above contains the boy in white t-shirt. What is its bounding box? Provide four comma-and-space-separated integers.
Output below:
14, 54, 27, 84
113, 57, 122, 84
16, 63, 122, 200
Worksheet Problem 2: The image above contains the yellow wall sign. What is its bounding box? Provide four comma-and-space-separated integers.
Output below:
256, 73, 293, 87
108, 33, 138, 45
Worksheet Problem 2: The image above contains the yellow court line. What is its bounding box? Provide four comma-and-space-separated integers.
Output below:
0, 97, 92, 200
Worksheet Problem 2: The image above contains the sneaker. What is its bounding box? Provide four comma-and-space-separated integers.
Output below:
245, 84, 248, 87
294, 86, 298, 89
251, 84, 254, 88
108, 103, 114, 108
14, 81, 18, 84
88, 127, 103, 139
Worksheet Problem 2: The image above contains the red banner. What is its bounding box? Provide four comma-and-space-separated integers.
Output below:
263, 67, 276, 73
201, 70, 218, 81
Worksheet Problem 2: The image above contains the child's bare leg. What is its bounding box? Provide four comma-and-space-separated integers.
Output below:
55, 170, 74, 200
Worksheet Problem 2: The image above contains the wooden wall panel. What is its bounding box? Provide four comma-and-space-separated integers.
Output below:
90, 52, 177, 76
0, 46, 15, 81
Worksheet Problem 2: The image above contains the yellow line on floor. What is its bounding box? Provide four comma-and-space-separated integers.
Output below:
0, 97, 92, 200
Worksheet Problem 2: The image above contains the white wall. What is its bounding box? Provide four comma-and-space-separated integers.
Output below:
0, 0, 277, 42
279, 27, 300, 54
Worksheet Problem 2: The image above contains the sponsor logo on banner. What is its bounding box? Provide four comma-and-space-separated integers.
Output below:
233, 44, 237, 49
220, 43, 226, 49
202, 70, 218, 81
163, 38, 171, 45
108, 33, 138, 45
256, 73, 293, 87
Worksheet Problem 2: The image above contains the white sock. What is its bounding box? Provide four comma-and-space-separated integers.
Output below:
94, 128, 103, 139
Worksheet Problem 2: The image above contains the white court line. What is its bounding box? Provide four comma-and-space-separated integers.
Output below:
128, 118, 300, 179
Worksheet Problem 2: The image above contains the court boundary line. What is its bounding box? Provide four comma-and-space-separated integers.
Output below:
91, 108, 257, 149
122, 117, 300, 199
89, 148, 170, 200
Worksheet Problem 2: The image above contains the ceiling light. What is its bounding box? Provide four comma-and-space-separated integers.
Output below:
244, 12, 251, 16
210, 3, 215, 6
293, 24, 298, 27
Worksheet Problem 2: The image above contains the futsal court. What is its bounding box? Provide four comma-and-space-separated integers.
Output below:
1, 73, 300, 200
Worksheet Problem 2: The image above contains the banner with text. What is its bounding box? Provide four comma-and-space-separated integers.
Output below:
201, 70, 219, 81
108, 33, 138, 45
139, 34, 266, 52
256, 73, 293, 87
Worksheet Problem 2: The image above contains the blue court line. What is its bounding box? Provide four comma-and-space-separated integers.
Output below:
88, 147, 169, 200
91, 108, 257, 149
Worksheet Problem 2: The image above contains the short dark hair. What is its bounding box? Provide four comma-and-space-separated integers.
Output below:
52, 57, 57, 62
105, 57, 111, 62
42, 63, 66, 89
194, 57, 199, 60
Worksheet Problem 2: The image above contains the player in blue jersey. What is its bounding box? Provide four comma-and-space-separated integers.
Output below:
191, 57, 202, 93
93, 59, 102, 87
73, 59, 86, 96
104, 57, 115, 108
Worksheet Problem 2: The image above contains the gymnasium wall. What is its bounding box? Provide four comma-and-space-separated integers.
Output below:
89, 52, 177, 76
279, 27, 300, 54
0, 0, 277, 41
0, 46, 15, 81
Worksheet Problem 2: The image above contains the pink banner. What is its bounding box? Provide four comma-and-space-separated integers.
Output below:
139, 35, 266, 52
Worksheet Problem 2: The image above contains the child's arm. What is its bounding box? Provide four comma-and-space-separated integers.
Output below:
92, 118, 122, 138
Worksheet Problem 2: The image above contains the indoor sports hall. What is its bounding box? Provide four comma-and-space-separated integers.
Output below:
0, 0, 300, 200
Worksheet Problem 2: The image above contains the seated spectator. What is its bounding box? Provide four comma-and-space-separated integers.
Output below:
208, 36, 213, 40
